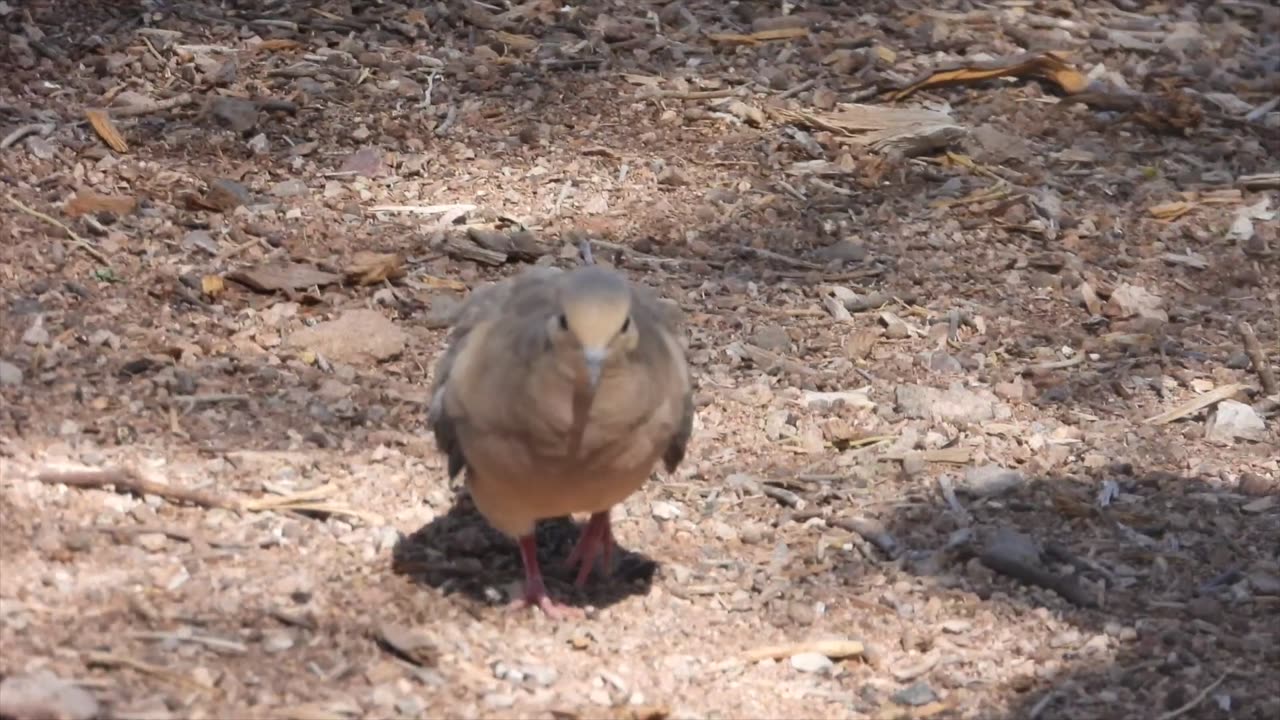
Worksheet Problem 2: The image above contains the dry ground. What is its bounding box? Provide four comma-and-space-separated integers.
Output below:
2, 1, 1278, 719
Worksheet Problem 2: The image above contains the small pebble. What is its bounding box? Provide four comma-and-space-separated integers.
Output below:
483, 692, 515, 709
892, 681, 938, 707
0, 360, 25, 386
524, 664, 558, 687
0, 672, 99, 720
262, 630, 295, 653
790, 652, 833, 674
651, 501, 682, 521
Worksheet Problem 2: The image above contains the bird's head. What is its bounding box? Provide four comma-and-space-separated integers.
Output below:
547, 266, 637, 391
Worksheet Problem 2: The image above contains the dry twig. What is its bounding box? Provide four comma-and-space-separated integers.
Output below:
1143, 383, 1249, 425
743, 638, 863, 662
1156, 670, 1231, 720
38, 468, 384, 525
6, 195, 112, 266
38, 467, 238, 510
1237, 321, 1277, 396
0, 122, 54, 150
85, 651, 216, 692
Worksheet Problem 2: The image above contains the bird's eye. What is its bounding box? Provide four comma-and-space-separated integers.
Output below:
557, 313, 569, 331
620, 316, 632, 333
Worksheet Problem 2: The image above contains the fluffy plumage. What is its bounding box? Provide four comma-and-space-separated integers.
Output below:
428, 264, 693, 615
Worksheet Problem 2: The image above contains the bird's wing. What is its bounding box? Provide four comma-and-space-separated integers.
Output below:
427, 266, 563, 479
635, 289, 695, 474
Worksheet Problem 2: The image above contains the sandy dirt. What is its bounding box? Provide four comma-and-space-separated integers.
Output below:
1, 1, 1278, 719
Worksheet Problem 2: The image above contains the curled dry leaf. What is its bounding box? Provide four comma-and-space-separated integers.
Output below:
85, 108, 128, 153
887, 51, 1088, 102
345, 251, 405, 286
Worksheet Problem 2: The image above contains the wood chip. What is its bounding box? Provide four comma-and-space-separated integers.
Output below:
228, 262, 343, 293
374, 622, 439, 667
65, 191, 137, 217
85, 109, 128, 153
743, 638, 864, 662
344, 251, 405, 285
1143, 383, 1249, 425
886, 51, 1088, 102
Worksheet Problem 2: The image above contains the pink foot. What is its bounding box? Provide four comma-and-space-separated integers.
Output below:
510, 534, 583, 619
565, 511, 616, 587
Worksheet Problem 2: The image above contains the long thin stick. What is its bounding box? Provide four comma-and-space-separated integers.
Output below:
39, 467, 383, 524
107, 92, 195, 117
6, 194, 112, 266
1156, 671, 1230, 720
37, 468, 239, 510
1237, 321, 1277, 396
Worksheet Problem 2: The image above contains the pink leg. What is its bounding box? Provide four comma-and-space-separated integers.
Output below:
508, 534, 581, 619
565, 511, 616, 587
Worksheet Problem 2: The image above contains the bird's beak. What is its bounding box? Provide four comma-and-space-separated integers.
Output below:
582, 347, 606, 391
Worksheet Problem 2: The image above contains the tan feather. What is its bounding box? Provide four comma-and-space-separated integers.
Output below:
427, 265, 693, 539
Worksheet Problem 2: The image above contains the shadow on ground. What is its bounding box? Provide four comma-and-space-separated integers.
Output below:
808, 455, 1280, 719
390, 491, 658, 613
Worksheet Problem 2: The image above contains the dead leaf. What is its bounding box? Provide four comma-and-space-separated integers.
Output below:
1148, 200, 1195, 221
193, 178, 252, 213
419, 275, 468, 291
338, 147, 383, 177
1061, 88, 1204, 134
465, 226, 546, 261
620, 73, 662, 87
1104, 283, 1168, 322
887, 51, 1088, 102
254, 38, 302, 52
85, 109, 128, 153
373, 622, 438, 667
344, 252, 405, 285
707, 27, 808, 44
845, 328, 882, 360
773, 104, 965, 157
66, 191, 137, 217
490, 30, 538, 52
1078, 281, 1102, 315
616, 706, 671, 720
201, 275, 225, 298
228, 262, 342, 293
718, 99, 766, 127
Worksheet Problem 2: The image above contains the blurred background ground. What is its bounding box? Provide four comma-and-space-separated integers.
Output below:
1, 1, 1277, 719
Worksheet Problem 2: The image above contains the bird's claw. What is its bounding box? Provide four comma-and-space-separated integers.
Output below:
565, 512, 616, 587
508, 591, 584, 620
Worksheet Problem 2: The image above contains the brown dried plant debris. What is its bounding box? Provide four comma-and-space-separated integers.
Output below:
885, 51, 1089, 102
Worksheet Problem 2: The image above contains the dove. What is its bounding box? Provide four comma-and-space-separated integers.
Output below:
428, 264, 693, 616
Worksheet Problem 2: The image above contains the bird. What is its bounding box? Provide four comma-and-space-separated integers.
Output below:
427, 263, 693, 617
